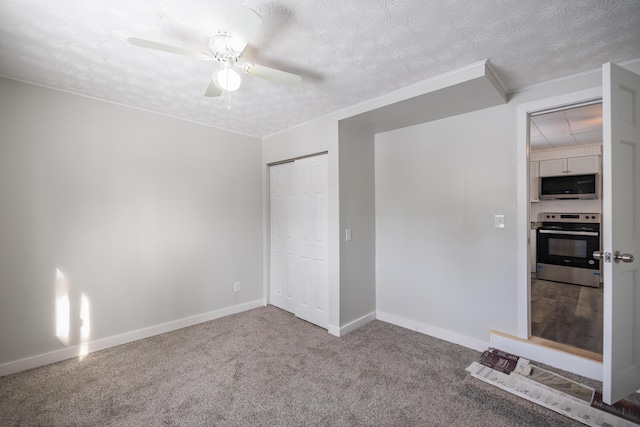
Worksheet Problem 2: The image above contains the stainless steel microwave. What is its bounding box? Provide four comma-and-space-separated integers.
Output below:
539, 173, 598, 200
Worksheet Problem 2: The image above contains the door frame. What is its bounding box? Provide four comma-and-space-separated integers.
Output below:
266, 151, 328, 311
516, 87, 603, 339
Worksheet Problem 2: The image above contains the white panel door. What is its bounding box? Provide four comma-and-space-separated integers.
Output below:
602, 63, 640, 404
269, 162, 296, 313
293, 155, 329, 328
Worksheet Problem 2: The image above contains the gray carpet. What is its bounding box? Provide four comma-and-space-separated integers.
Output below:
0, 306, 596, 426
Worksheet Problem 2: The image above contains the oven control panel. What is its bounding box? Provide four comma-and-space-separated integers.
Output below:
540, 213, 600, 223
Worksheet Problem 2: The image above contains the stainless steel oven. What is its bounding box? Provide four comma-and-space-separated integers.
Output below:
536, 213, 601, 287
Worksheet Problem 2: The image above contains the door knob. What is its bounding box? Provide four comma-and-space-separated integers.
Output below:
593, 251, 612, 263
613, 251, 635, 263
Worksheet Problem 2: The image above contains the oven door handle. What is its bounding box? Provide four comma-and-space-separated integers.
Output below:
538, 229, 599, 237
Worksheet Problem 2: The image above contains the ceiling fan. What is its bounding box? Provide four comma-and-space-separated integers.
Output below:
127, 6, 301, 97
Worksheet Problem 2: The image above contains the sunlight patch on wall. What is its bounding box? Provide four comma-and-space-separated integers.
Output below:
55, 268, 70, 345
79, 293, 91, 359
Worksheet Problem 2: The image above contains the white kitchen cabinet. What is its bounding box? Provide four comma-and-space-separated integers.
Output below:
568, 155, 600, 175
539, 158, 566, 176
530, 161, 539, 202
539, 155, 599, 177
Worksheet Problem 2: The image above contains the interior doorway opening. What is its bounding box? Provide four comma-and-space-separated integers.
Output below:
527, 101, 604, 359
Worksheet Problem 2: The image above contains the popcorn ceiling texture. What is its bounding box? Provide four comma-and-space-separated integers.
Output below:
0, 0, 639, 137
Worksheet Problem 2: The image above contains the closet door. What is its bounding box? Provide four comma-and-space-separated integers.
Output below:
269, 162, 296, 313
268, 154, 328, 329
294, 155, 328, 328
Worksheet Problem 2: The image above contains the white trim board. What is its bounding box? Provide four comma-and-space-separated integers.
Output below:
328, 312, 376, 337
0, 300, 264, 377
376, 311, 488, 352
490, 331, 603, 381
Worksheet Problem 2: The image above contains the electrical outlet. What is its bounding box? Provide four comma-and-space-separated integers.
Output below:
494, 214, 506, 229
233, 282, 241, 293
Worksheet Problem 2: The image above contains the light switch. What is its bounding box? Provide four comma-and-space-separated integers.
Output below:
495, 214, 506, 229
345, 229, 352, 241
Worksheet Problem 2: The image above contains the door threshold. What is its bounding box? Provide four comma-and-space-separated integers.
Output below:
490, 330, 603, 381
527, 335, 602, 363
491, 330, 602, 362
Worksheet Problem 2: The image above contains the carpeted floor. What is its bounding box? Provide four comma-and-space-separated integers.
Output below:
0, 306, 599, 426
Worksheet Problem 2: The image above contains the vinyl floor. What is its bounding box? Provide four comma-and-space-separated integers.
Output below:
530, 279, 603, 354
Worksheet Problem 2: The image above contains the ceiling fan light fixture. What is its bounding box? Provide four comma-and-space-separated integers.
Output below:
129, 6, 301, 98
216, 66, 241, 92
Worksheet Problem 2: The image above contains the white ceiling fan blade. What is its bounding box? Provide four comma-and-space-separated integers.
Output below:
243, 63, 302, 87
227, 6, 262, 53
204, 77, 223, 97
127, 37, 212, 60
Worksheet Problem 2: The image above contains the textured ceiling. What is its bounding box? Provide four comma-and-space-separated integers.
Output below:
1, 0, 639, 137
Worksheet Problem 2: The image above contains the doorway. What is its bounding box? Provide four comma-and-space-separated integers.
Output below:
513, 64, 640, 404
527, 101, 604, 357
268, 154, 329, 329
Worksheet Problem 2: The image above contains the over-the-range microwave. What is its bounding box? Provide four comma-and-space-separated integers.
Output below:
539, 173, 598, 200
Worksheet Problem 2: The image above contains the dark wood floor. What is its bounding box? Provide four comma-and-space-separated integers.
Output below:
530, 279, 603, 354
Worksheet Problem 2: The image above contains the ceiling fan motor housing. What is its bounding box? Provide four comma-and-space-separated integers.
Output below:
209, 32, 240, 64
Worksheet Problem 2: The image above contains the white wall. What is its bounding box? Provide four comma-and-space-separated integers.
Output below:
262, 62, 506, 335
4, 60, 640, 372
338, 121, 376, 326
375, 104, 517, 345
263, 61, 640, 349
262, 116, 342, 331
374, 62, 640, 349
0, 78, 263, 366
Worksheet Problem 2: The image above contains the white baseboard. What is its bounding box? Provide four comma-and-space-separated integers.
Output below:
490, 331, 603, 381
0, 300, 264, 377
376, 311, 489, 352
328, 311, 376, 337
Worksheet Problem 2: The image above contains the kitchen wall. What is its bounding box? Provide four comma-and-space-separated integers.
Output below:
0, 77, 263, 368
